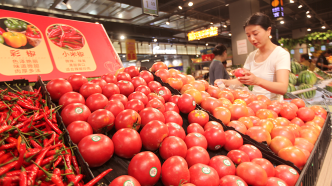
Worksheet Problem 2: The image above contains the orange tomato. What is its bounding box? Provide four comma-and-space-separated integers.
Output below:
186, 75, 195, 84
155, 69, 170, 82
200, 91, 211, 102
166, 78, 183, 90
190, 81, 205, 91
256, 109, 274, 119
256, 95, 271, 106
273, 117, 290, 127
311, 115, 325, 128
257, 119, 274, 133
207, 85, 221, 98
228, 121, 247, 134
269, 136, 293, 154
278, 146, 307, 169
212, 107, 231, 125
169, 69, 180, 78
218, 91, 234, 103
229, 104, 249, 121
233, 99, 247, 106
218, 98, 232, 110
238, 117, 253, 129
199, 80, 209, 91
174, 74, 188, 85
184, 89, 203, 104
180, 84, 195, 94
300, 129, 318, 145
246, 126, 271, 145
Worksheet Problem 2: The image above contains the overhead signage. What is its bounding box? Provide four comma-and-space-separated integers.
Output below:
271, 0, 284, 18
125, 39, 137, 61
188, 27, 218, 41
142, 0, 159, 16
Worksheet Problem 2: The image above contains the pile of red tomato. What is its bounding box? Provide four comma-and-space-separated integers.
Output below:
43, 61, 328, 186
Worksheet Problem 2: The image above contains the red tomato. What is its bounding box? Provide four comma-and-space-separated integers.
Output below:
267, 104, 282, 115
238, 117, 254, 129
224, 130, 243, 151
161, 156, 190, 186
219, 175, 248, 186
79, 82, 102, 99
124, 66, 140, 78
252, 158, 275, 177
300, 129, 318, 145
273, 117, 290, 126
116, 72, 131, 81
185, 146, 210, 167
160, 136, 187, 160
310, 105, 327, 119
139, 70, 154, 84
67, 121, 93, 144
247, 107, 255, 116
256, 95, 272, 106
67, 74, 88, 92
167, 78, 183, 90
269, 136, 293, 154
246, 126, 271, 145
59, 92, 85, 108
207, 85, 221, 98
229, 104, 249, 120
200, 80, 209, 90
109, 175, 140, 186
164, 102, 179, 113
280, 104, 297, 120
78, 134, 114, 167
105, 100, 124, 118
187, 123, 205, 134
90, 78, 107, 88
248, 101, 267, 113
236, 162, 268, 186
46, 78, 73, 101
112, 128, 142, 158
256, 109, 274, 119
218, 91, 234, 103
291, 98, 305, 108
139, 107, 165, 127
288, 103, 299, 111
213, 107, 231, 125
227, 121, 247, 134
146, 98, 165, 113
311, 115, 325, 128
297, 107, 315, 122
278, 146, 306, 168
271, 126, 295, 144
265, 177, 288, 186
188, 110, 209, 127
286, 125, 300, 138
147, 93, 165, 104
87, 109, 114, 133
101, 83, 120, 99
101, 73, 117, 84
85, 93, 108, 112
169, 95, 181, 104
189, 164, 219, 186
135, 85, 151, 96
294, 138, 314, 152
249, 116, 260, 126
234, 68, 245, 77
114, 109, 141, 131
157, 86, 172, 102
208, 155, 236, 178
204, 121, 224, 131
131, 77, 147, 89
178, 94, 196, 113
203, 127, 226, 151
155, 69, 170, 82
174, 74, 188, 85
125, 99, 145, 113
151, 62, 168, 72
274, 165, 299, 186
200, 97, 223, 113
128, 152, 161, 185
227, 150, 250, 164
140, 120, 168, 151
201, 91, 211, 101
239, 144, 262, 161
164, 111, 183, 126
116, 80, 135, 97
61, 103, 91, 126
128, 91, 149, 106
109, 94, 128, 106
148, 81, 162, 92
166, 122, 186, 140
184, 133, 208, 149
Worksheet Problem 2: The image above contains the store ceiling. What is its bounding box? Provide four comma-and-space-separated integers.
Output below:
1, 0, 332, 44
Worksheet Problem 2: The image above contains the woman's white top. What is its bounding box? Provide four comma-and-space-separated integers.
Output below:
243, 46, 291, 100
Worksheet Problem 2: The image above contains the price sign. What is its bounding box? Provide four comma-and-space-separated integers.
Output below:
142, 0, 158, 16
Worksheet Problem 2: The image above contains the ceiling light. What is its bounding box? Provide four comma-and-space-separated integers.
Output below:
298, 5, 302, 8
206, 43, 208, 46
307, 14, 311, 18
223, 25, 227, 28
280, 20, 284, 24
307, 28, 311, 31
166, 21, 170, 25
119, 13, 123, 18
196, 55, 199, 57
155, 55, 157, 57
229, 33, 232, 36
178, 6, 182, 9
122, 55, 125, 57
188, 2, 193, 6
269, 35, 272, 39
225, 4, 229, 6
290, 0, 294, 3
120, 35, 125, 40
306, 11, 310, 14
322, 25, 326, 29
154, 38, 157, 42
210, 22, 213, 24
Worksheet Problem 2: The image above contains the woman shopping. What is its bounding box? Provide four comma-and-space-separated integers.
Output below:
209, 44, 230, 85
217, 12, 290, 100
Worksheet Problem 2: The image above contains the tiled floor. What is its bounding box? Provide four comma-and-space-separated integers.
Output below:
316, 138, 332, 186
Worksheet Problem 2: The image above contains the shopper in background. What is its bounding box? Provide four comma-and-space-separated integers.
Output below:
209, 44, 230, 85
216, 12, 290, 100
316, 50, 332, 71
300, 54, 315, 71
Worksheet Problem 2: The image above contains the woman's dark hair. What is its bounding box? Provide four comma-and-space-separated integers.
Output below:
301, 54, 309, 60
213, 44, 227, 56
244, 12, 272, 30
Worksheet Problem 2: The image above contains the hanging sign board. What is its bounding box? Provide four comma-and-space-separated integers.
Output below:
0, 9, 123, 81
271, 0, 284, 18
142, 0, 159, 16
237, 39, 248, 55
188, 27, 218, 41
125, 39, 137, 61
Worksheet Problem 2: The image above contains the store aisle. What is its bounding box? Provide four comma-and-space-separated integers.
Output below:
316, 138, 332, 186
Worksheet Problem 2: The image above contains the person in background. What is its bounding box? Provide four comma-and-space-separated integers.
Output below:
209, 44, 230, 85
317, 49, 332, 71
300, 54, 315, 71
216, 12, 290, 100
222, 61, 227, 69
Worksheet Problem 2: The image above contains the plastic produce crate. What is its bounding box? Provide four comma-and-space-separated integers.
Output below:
0, 77, 95, 184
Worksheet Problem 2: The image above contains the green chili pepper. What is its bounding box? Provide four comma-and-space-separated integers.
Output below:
0, 35, 4, 44
4, 18, 27, 32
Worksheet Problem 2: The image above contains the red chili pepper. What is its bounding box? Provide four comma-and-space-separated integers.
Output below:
15, 140, 26, 169
43, 114, 62, 135
71, 151, 80, 175
0, 143, 17, 150
63, 148, 72, 171
5, 137, 18, 144
14, 105, 25, 114
30, 139, 42, 149
0, 125, 12, 133
62, 154, 75, 183
0, 27, 5, 35
84, 169, 113, 186
31, 160, 64, 186
52, 155, 62, 169
17, 101, 39, 110
0, 176, 20, 184
52, 113, 57, 123
24, 149, 41, 159
26, 30, 41, 38
20, 167, 27, 186
26, 146, 50, 186
0, 151, 5, 158
44, 132, 56, 147
0, 153, 12, 164
0, 160, 18, 176
71, 174, 83, 185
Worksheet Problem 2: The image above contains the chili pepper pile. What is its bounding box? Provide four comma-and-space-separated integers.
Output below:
0, 84, 111, 186
47, 25, 85, 51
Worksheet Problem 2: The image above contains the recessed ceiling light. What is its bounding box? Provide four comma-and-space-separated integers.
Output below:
210, 22, 213, 24
307, 28, 311, 31
178, 6, 182, 9
223, 25, 227, 28
298, 5, 302, 8
166, 21, 170, 25
154, 38, 157, 42
322, 25, 326, 29
155, 55, 157, 57
225, 4, 229, 6
290, 0, 294, 3
120, 35, 125, 40
188, 2, 193, 6
206, 43, 208, 46
229, 33, 232, 36
307, 14, 311, 18
306, 11, 310, 14
123, 55, 125, 57
119, 13, 123, 18
280, 20, 285, 24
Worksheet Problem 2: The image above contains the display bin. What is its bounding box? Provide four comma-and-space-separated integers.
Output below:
0, 77, 95, 184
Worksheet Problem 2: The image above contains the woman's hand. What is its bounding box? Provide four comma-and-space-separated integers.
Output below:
237, 70, 259, 85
